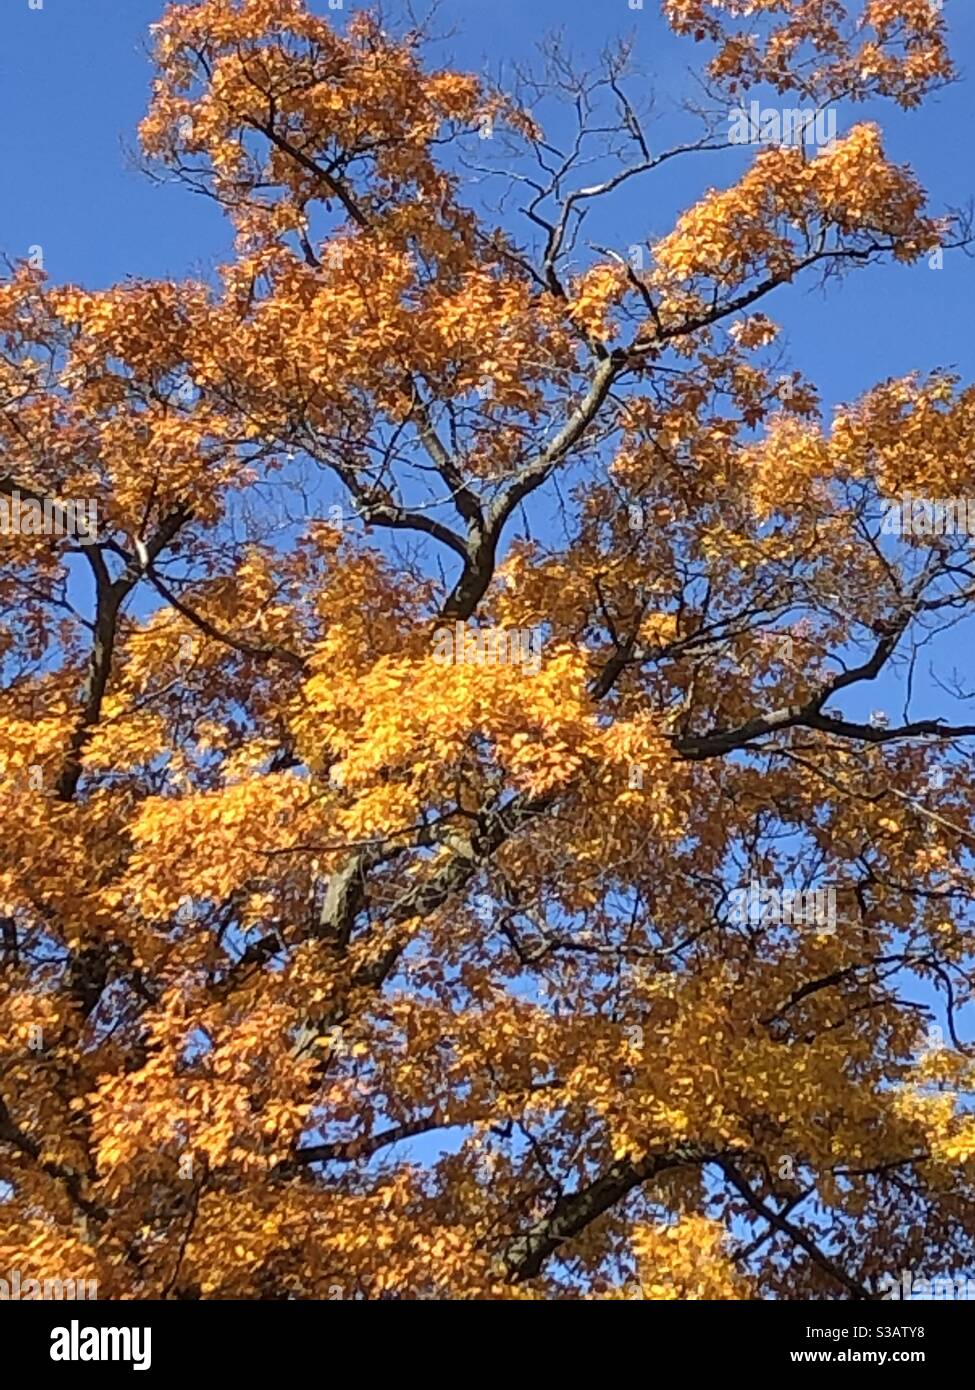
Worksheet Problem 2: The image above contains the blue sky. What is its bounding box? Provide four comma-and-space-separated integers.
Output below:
3, 3, 974, 704
2, 0, 973, 412
2, 21, 972, 821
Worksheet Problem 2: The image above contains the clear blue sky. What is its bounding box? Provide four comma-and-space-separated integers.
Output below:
2, 0, 973, 411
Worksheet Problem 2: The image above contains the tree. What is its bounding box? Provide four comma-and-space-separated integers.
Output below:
1, 0, 974, 1300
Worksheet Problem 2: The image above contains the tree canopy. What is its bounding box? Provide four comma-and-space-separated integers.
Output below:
2, 0, 975, 1299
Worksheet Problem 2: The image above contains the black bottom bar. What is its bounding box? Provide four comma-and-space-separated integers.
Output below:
0, 1297, 966, 1376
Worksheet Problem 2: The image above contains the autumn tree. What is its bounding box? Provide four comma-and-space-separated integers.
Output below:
2, 0, 975, 1299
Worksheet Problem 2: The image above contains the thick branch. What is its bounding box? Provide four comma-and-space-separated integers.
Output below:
504, 1144, 714, 1282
